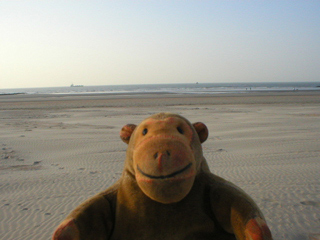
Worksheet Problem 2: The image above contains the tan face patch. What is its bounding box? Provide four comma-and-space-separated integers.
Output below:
131, 116, 197, 203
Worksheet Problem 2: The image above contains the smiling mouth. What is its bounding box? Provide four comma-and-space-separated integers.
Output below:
137, 163, 192, 180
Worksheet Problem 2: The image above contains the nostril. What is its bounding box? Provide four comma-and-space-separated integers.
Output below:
154, 151, 171, 159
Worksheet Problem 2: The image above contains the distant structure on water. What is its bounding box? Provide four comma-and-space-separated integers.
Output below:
70, 84, 84, 87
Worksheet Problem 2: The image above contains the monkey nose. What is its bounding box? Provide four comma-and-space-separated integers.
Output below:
154, 150, 171, 171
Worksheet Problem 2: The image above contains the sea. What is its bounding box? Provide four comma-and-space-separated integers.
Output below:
1, 82, 319, 95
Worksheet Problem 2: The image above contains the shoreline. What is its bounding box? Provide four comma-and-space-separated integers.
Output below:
1, 90, 320, 110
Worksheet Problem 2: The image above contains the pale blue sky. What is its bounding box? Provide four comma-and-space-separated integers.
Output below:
1, 1, 319, 88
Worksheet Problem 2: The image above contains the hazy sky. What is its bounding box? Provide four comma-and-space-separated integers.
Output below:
1, 1, 319, 89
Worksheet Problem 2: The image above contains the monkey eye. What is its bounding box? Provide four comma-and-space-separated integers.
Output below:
177, 126, 184, 134
142, 128, 148, 135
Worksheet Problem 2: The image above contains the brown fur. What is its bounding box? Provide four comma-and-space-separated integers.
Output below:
53, 113, 272, 240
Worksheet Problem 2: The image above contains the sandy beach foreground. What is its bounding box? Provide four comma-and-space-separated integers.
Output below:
0, 91, 319, 240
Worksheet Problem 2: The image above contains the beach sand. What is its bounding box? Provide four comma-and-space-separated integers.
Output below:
0, 91, 319, 240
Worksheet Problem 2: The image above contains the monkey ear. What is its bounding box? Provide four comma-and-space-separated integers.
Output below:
193, 122, 208, 143
120, 124, 137, 144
